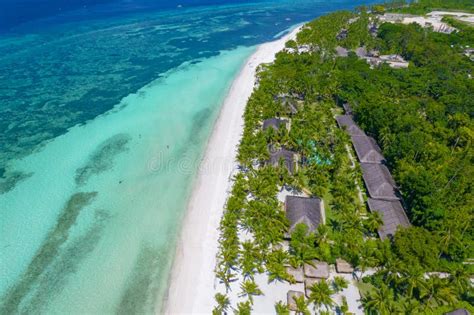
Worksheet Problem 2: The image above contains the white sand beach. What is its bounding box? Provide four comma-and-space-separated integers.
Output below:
163, 27, 301, 314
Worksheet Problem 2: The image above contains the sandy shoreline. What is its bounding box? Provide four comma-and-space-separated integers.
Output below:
162, 27, 301, 314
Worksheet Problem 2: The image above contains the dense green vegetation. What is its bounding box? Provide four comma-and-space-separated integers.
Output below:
393, 0, 474, 14
214, 2, 473, 314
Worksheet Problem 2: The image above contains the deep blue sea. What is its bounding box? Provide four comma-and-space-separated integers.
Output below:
0, 0, 378, 313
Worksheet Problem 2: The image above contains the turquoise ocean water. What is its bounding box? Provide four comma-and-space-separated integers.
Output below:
0, 0, 378, 313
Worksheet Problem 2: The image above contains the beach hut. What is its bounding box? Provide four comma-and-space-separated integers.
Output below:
335, 46, 349, 57
285, 196, 323, 234
445, 309, 470, 315
351, 135, 385, 164
336, 115, 365, 136
304, 278, 318, 297
336, 259, 354, 274
304, 260, 329, 279
285, 266, 304, 283
274, 94, 299, 115
336, 29, 348, 40
355, 46, 368, 58
379, 54, 409, 68
268, 148, 297, 174
361, 163, 399, 201
262, 118, 288, 132
367, 198, 410, 239
287, 291, 305, 311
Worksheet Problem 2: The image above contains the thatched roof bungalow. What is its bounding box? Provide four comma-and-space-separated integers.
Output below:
304, 260, 329, 279
367, 198, 411, 239
355, 46, 368, 58
351, 135, 385, 164
285, 195, 323, 233
304, 278, 318, 297
263, 118, 288, 132
287, 291, 304, 311
336, 258, 354, 274
274, 94, 299, 114
369, 23, 378, 37
335, 46, 349, 57
445, 309, 470, 315
268, 148, 297, 174
361, 163, 399, 200
336, 115, 365, 136
286, 266, 304, 283
379, 54, 409, 69
336, 29, 348, 40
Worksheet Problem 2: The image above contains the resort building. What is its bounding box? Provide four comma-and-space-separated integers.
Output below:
304, 278, 319, 298
268, 148, 297, 173
335, 258, 354, 274
369, 23, 378, 37
262, 118, 288, 132
379, 54, 409, 68
335, 112, 411, 240
304, 260, 330, 279
378, 13, 412, 23
379, 11, 467, 34
274, 94, 299, 115
287, 291, 304, 311
336, 29, 348, 40
367, 198, 411, 239
355, 46, 369, 58
445, 309, 471, 315
303, 259, 329, 279
335, 46, 349, 57
336, 115, 365, 136
285, 265, 304, 283
361, 163, 399, 201
284, 195, 324, 234
364, 54, 409, 69
351, 135, 385, 164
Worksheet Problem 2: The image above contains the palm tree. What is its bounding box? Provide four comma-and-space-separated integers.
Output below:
239, 280, 263, 304
234, 301, 252, 315
397, 264, 425, 299
293, 295, 310, 315
212, 293, 230, 315
398, 297, 422, 315
308, 279, 334, 312
274, 301, 290, 315
332, 276, 349, 293
420, 276, 458, 309
362, 284, 399, 315
338, 296, 349, 315
448, 265, 471, 296
216, 267, 237, 293
365, 211, 383, 234
314, 224, 330, 246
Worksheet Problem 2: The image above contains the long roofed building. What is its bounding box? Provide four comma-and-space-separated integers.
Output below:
361, 163, 399, 200
367, 198, 410, 239
351, 135, 385, 164
336, 115, 365, 136
335, 107, 410, 239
